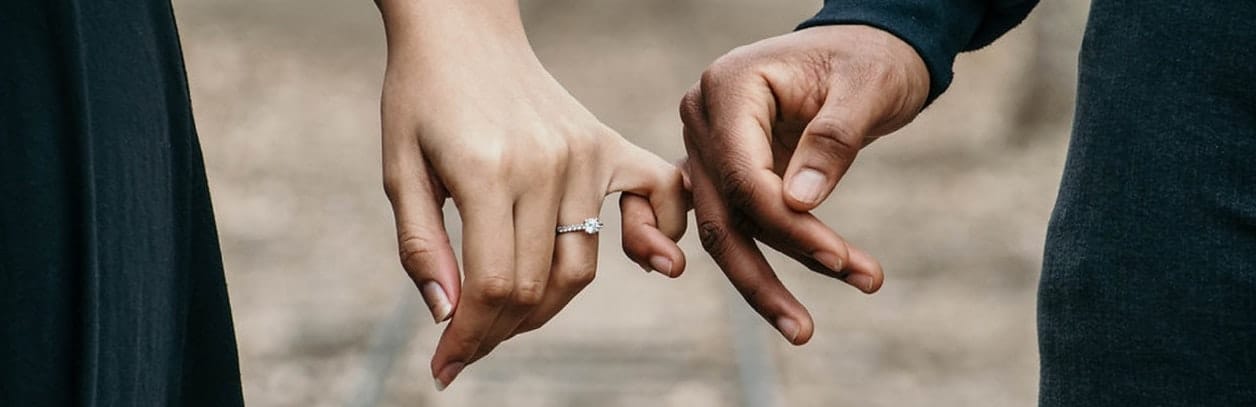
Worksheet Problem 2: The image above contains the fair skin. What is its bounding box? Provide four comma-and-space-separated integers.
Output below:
681, 25, 930, 344
375, 0, 689, 390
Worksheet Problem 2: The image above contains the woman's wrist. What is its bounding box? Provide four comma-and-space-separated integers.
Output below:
376, 0, 539, 71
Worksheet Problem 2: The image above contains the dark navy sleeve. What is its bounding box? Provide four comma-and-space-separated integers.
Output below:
797, 0, 1039, 103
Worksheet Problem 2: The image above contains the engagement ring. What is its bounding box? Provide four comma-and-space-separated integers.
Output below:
557, 218, 603, 235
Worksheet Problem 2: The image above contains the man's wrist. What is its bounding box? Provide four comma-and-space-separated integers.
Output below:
797, 0, 985, 105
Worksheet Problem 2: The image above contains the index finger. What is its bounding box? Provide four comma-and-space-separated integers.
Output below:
684, 152, 814, 345
430, 196, 515, 390
683, 80, 875, 290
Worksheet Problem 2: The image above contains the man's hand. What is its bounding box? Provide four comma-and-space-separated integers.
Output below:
681, 25, 930, 344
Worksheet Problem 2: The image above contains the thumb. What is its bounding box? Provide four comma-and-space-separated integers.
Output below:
782, 93, 876, 212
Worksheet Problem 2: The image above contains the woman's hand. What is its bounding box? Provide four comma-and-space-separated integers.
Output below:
376, 0, 688, 390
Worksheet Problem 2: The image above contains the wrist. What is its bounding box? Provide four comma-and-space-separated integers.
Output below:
790, 25, 929, 116
797, 1, 983, 105
377, 0, 539, 71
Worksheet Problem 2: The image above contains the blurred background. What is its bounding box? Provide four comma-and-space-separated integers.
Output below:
172, 0, 1090, 405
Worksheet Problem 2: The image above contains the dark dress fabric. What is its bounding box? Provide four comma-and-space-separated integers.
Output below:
0, 1, 244, 405
804, 0, 1256, 405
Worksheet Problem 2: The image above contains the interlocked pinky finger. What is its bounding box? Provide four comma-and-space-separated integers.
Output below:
620, 193, 686, 277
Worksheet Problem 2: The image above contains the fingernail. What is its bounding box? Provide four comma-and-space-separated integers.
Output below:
434, 361, 466, 391
845, 273, 876, 293
788, 169, 827, 205
420, 281, 453, 323
814, 251, 843, 273
775, 317, 801, 343
648, 256, 673, 276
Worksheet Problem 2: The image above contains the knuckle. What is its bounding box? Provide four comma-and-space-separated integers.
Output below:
699, 66, 726, 89
471, 274, 515, 306
397, 230, 444, 270
697, 220, 729, 257
719, 168, 758, 209
701, 49, 760, 85
703, 51, 748, 82
463, 144, 511, 176
805, 118, 862, 162
562, 130, 598, 165
513, 137, 570, 182
535, 146, 567, 176
679, 87, 706, 125
555, 266, 595, 290
511, 280, 546, 307
698, 60, 744, 97
538, 135, 570, 161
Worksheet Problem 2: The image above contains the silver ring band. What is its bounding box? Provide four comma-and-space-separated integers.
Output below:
557, 218, 603, 235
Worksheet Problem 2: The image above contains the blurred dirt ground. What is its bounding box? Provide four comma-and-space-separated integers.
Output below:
172, 1, 1089, 406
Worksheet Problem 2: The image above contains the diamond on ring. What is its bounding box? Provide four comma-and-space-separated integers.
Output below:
557, 218, 603, 235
